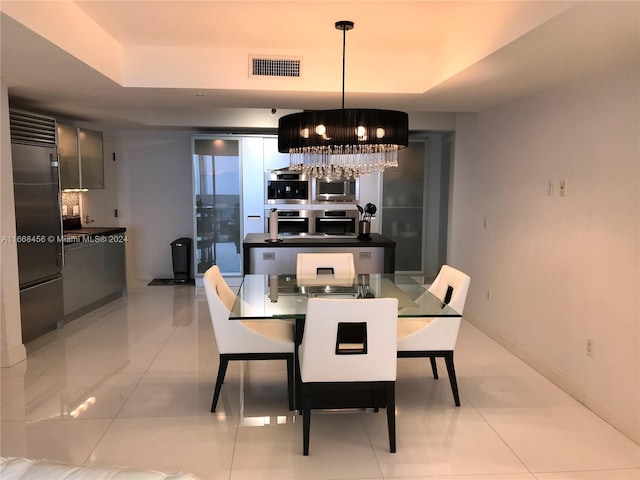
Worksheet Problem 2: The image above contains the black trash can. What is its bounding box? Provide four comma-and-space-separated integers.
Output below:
171, 237, 192, 284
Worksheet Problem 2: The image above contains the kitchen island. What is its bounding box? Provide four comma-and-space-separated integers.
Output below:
243, 233, 396, 274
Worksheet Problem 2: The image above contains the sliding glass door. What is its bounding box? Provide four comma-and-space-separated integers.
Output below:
193, 137, 241, 275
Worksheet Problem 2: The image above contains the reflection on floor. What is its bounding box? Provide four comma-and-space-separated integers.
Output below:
1, 281, 638, 480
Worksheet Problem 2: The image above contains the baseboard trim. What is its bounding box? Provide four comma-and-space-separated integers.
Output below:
62, 291, 124, 324
0, 342, 26, 367
464, 309, 639, 445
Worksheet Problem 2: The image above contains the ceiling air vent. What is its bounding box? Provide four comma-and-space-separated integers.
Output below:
250, 56, 301, 78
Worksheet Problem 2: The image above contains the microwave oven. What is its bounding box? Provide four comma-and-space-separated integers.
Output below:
313, 176, 359, 203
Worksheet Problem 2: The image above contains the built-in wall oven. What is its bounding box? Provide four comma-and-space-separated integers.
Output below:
313, 175, 359, 203
265, 209, 359, 236
314, 210, 358, 235
265, 209, 313, 235
266, 170, 311, 204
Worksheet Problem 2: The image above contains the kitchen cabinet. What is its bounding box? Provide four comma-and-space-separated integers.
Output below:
245, 236, 391, 275
58, 124, 104, 190
79, 128, 104, 189
249, 248, 290, 275
104, 237, 127, 295
242, 137, 266, 236
249, 245, 384, 275
380, 134, 452, 278
263, 137, 290, 171
242, 136, 289, 237
63, 234, 126, 319
351, 247, 385, 274
58, 123, 80, 190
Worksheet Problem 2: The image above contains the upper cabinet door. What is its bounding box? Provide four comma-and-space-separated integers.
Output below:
58, 125, 104, 190
58, 123, 80, 190
79, 128, 104, 189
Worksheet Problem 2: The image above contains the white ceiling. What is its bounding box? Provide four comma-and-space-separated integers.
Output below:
1, 1, 638, 130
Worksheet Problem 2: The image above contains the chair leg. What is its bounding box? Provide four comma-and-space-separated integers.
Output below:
286, 354, 294, 411
386, 382, 396, 453
443, 351, 460, 406
429, 356, 439, 379
302, 387, 312, 456
211, 355, 229, 412
373, 388, 381, 412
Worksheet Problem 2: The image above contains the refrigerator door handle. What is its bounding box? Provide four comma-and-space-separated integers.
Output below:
54, 152, 65, 268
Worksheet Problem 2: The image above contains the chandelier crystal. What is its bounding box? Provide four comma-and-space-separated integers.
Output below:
278, 21, 408, 178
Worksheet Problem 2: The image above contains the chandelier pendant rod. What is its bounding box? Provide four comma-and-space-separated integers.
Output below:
341, 23, 346, 110
335, 20, 353, 109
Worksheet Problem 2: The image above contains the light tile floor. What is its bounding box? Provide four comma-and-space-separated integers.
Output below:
1, 282, 638, 480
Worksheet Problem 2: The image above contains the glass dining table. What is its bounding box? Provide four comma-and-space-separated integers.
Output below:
230, 273, 461, 322
229, 273, 462, 410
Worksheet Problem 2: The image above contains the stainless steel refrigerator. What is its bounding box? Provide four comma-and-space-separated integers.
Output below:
10, 109, 64, 343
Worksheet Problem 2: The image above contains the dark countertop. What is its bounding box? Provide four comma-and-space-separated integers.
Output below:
63, 227, 127, 244
243, 233, 395, 247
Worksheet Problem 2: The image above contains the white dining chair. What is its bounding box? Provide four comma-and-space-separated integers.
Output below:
203, 265, 295, 412
397, 264, 470, 406
296, 252, 355, 276
299, 297, 398, 455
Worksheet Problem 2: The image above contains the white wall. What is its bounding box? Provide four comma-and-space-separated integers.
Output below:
0, 80, 27, 367
451, 61, 639, 443
115, 130, 194, 280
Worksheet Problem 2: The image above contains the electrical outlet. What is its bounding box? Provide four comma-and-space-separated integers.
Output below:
560, 180, 567, 197
586, 338, 594, 357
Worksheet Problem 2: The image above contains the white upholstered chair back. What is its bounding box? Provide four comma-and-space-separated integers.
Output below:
299, 297, 398, 383
296, 252, 356, 276
399, 264, 470, 351
397, 264, 470, 407
427, 265, 471, 315
203, 265, 292, 354
204, 265, 236, 310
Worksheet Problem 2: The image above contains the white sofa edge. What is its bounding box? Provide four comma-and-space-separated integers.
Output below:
0, 457, 199, 480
